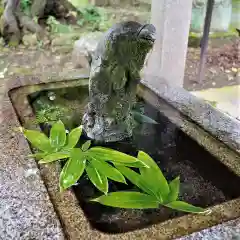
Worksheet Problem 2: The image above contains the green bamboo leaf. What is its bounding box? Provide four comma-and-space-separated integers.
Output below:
132, 111, 158, 124
167, 176, 180, 202
82, 140, 91, 152
86, 162, 108, 194
88, 147, 142, 164
39, 152, 70, 164
137, 151, 160, 170
50, 120, 66, 149
28, 152, 47, 160
90, 157, 126, 184
59, 148, 86, 191
116, 165, 158, 198
165, 201, 210, 214
66, 126, 82, 149
23, 129, 52, 152
91, 192, 159, 209
113, 161, 149, 168
137, 151, 169, 202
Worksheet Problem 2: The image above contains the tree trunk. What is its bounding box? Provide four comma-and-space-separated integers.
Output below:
0, 0, 79, 46
1, 0, 22, 45
0, 0, 46, 45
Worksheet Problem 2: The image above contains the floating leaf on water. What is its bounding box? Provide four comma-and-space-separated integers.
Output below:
82, 140, 91, 152
28, 152, 47, 160
23, 129, 52, 152
90, 157, 126, 184
138, 151, 170, 202
167, 176, 180, 203
59, 148, 86, 191
50, 120, 66, 149
91, 192, 159, 209
88, 147, 139, 164
116, 165, 157, 197
165, 201, 209, 214
86, 162, 108, 194
39, 152, 70, 164
66, 126, 83, 149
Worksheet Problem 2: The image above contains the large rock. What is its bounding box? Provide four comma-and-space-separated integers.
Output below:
23, 34, 38, 46
72, 32, 103, 69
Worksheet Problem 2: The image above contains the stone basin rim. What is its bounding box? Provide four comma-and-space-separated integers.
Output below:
7, 72, 240, 240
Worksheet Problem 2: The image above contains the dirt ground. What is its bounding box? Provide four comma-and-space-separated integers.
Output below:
0, 2, 239, 91
0, 1, 239, 91
184, 37, 239, 91
0, 35, 239, 92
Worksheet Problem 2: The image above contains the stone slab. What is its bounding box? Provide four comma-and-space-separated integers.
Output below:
0, 92, 65, 238
0, 70, 89, 240
180, 219, 240, 240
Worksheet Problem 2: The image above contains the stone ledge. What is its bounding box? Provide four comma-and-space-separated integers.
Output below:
0, 84, 66, 239
141, 75, 240, 154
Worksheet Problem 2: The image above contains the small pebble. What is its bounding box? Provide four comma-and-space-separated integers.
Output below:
25, 168, 38, 178
48, 92, 56, 101
209, 68, 217, 74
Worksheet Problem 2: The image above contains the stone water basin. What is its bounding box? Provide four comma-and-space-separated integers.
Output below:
9, 77, 240, 239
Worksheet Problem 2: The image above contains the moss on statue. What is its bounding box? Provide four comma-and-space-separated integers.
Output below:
83, 21, 156, 142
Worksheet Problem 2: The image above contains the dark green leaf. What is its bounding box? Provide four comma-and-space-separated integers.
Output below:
167, 176, 180, 202
82, 140, 91, 152
23, 129, 52, 152
59, 148, 86, 191
165, 201, 210, 214
86, 162, 108, 194
90, 157, 126, 183
91, 192, 159, 209
116, 165, 158, 198
88, 147, 142, 164
39, 152, 70, 164
132, 111, 158, 124
138, 151, 169, 202
133, 102, 144, 113
66, 126, 82, 149
50, 121, 66, 149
